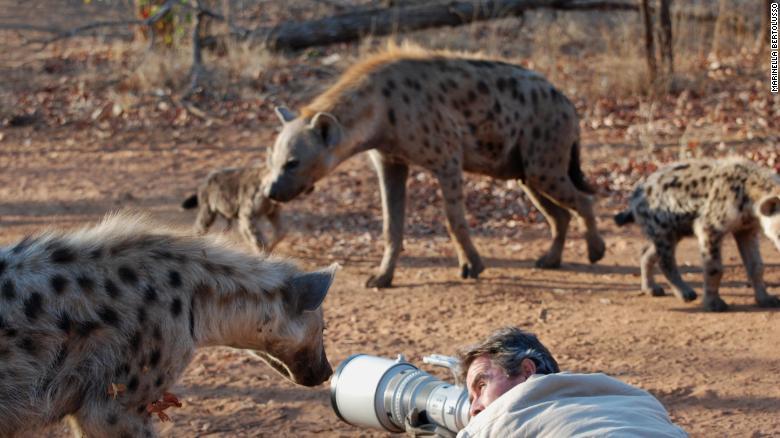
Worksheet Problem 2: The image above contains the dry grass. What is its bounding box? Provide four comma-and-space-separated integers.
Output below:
122, 45, 192, 93
3, 1, 765, 124
383, 4, 764, 100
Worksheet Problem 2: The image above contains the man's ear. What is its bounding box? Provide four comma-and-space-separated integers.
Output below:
286, 263, 339, 313
520, 358, 537, 378
758, 195, 780, 217
309, 112, 343, 148
275, 106, 298, 124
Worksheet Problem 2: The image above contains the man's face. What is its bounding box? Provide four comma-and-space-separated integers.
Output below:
466, 355, 533, 418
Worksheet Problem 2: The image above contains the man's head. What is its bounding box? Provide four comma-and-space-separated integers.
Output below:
458, 327, 559, 417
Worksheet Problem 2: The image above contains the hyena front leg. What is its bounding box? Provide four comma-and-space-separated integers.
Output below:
694, 224, 728, 312
238, 209, 268, 254
264, 204, 287, 252
223, 218, 234, 232
366, 151, 409, 288
435, 165, 484, 280
522, 186, 571, 269
72, 404, 156, 438
653, 234, 699, 303
640, 244, 666, 297
734, 230, 780, 308
193, 205, 217, 235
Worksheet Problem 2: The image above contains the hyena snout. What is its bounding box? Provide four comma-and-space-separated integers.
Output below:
266, 173, 313, 202
264, 263, 338, 386
293, 344, 333, 387
266, 179, 296, 202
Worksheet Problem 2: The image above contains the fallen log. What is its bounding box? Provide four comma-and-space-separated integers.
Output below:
218, 0, 610, 51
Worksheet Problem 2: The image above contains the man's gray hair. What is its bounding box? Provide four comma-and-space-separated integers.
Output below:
457, 327, 559, 383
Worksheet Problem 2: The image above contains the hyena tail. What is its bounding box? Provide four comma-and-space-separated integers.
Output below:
568, 141, 596, 195
613, 209, 635, 226
181, 193, 199, 209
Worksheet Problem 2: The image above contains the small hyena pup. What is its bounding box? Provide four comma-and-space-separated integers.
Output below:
182, 165, 286, 253
615, 157, 780, 311
264, 42, 605, 288
0, 213, 335, 437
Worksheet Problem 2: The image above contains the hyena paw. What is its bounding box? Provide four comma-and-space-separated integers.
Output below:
679, 289, 698, 302
756, 295, 780, 308
460, 260, 485, 280
703, 296, 729, 312
365, 273, 393, 289
643, 285, 666, 297
587, 237, 606, 264
535, 254, 562, 269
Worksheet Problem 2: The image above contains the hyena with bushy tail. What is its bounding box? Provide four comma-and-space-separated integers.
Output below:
264, 43, 605, 288
0, 213, 335, 437
615, 158, 780, 311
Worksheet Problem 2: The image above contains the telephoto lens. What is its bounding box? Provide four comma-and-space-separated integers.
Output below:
330, 354, 470, 433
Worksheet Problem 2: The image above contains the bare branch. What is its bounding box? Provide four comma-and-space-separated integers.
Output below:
0, 23, 64, 34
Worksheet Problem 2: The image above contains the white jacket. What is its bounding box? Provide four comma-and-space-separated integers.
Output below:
457, 373, 687, 438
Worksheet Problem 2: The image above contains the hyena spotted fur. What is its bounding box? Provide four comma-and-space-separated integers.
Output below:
181, 165, 286, 253
265, 43, 605, 288
615, 158, 780, 311
0, 213, 335, 437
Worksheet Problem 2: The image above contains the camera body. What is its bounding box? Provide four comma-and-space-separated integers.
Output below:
330, 354, 470, 434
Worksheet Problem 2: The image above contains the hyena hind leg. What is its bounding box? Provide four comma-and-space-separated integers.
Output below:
654, 238, 699, 303
523, 186, 571, 269
531, 176, 605, 264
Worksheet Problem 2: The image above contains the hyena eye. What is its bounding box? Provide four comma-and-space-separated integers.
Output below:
284, 159, 300, 171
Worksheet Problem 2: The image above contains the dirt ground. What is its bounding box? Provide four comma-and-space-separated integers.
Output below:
1, 1, 779, 437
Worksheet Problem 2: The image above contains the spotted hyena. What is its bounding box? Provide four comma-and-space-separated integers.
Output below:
615, 157, 780, 311
264, 43, 605, 288
181, 165, 286, 253
0, 213, 335, 437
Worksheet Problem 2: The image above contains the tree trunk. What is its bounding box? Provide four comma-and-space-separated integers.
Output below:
757, 0, 771, 51
710, 0, 728, 58
657, 0, 673, 74
187, 2, 208, 94
639, 0, 657, 82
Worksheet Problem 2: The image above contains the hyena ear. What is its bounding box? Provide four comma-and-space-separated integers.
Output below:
275, 106, 298, 124
309, 112, 343, 148
287, 263, 339, 313
758, 195, 780, 217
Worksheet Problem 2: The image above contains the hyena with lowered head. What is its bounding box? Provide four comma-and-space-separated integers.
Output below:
614, 157, 780, 311
181, 165, 286, 253
264, 43, 605, 288
0, 213, 335, 437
